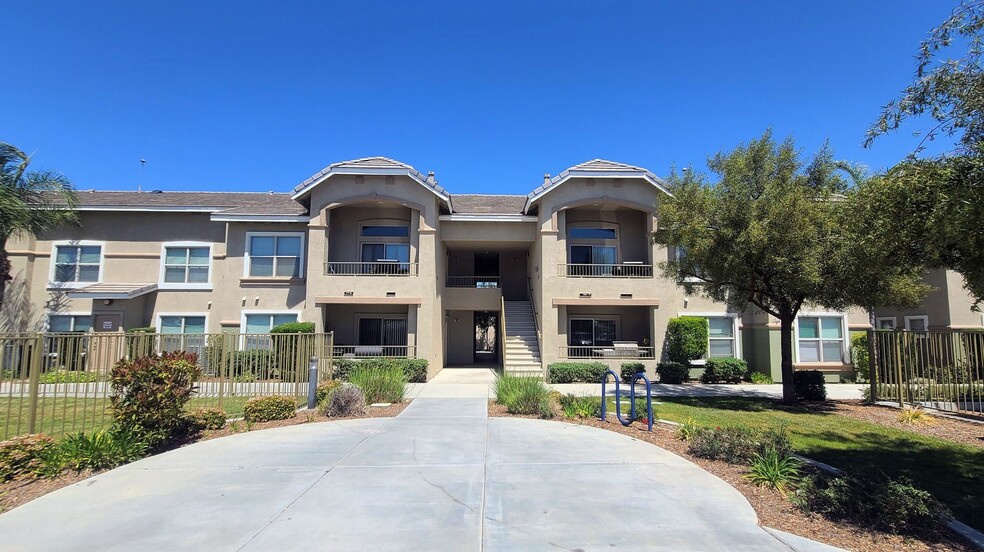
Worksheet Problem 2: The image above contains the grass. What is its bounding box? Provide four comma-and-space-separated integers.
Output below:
0, 396, 253, 440
493, 375, 552, 416
348, 367, 406, 404
655, 396, 984, 531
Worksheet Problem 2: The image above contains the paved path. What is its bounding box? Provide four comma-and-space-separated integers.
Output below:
0, 368, 839, 551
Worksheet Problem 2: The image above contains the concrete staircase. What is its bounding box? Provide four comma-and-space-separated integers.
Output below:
502, 300, 543, 377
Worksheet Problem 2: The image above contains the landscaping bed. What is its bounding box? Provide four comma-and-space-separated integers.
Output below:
490, 400, 975, 551
0, 401, 408, 515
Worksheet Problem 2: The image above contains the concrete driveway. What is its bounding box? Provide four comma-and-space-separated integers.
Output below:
0, 369, 839, 551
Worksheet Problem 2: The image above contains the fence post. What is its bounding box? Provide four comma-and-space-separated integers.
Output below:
26, 334, 43, 434
895, 333, 905, 408
307, 356, 318, 410
867, 329, 877, 402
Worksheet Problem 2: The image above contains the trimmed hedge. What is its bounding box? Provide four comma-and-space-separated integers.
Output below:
547, 362, 608, 384
331, 358, 427, 383
666, 317, 708, 364
700, 357, 747, 384
793, 370, 827, 401
656, 361, 688, 384
185, 407, 227, 431
270, 322, 315, 334
620, 362, 645, 383
243, 395, 297, 423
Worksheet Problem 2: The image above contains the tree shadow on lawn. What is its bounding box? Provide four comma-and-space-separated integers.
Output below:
658, 396, 839, 415
800, 429, 984, 531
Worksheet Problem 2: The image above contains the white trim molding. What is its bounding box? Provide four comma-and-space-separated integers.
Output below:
48, 240, 105, 289
243, 232, 306, 279
794, 312, 850, 364
677, 311, 742, 360
875, 316, 897, 330
159, 242, 214, 290
156, 312, 210, 334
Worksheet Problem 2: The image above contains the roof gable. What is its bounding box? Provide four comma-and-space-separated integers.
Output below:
525, 158, 671, 211
291, 156, 449, 202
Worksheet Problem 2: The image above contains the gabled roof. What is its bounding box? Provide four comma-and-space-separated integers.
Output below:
524, 158, 672, 212
291, 156, 450, 202
45, 191, 308, 221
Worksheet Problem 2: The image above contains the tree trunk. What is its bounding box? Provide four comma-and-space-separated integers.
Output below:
779, 316, 796, 403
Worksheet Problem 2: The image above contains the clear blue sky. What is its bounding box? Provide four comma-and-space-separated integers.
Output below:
1, 1, 958, 194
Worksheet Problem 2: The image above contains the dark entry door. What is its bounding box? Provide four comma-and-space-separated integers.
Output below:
474, 311, 498, 364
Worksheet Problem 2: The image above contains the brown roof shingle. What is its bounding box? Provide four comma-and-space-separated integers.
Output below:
52, 191, 308, 216
450, 194, 527, 215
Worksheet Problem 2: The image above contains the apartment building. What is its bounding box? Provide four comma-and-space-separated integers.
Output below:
873, 270, 983, 332
3, 157, 869, 381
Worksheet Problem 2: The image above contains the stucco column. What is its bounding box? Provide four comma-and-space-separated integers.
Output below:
306, 211, 329, 330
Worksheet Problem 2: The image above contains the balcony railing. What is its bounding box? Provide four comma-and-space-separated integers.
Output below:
561, 345, 655, 359
559, 263, 653, 278
333, 345, 416, 358
445, 276, 500, 288
324, 262, 418, 276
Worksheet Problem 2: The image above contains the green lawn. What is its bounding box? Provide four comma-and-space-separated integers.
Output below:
649, 397, 984, 531
0, 396, 258, 440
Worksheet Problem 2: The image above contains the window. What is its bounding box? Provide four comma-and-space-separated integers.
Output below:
675, 246, 704, 283
875, 317, 897, 330
797, 316, 845, 363
569, 318, 617, 347
707, 316, 736, 357
245, 233, 303, 278
48, 314, 92, 333
52, 243, 102, 285
904, 315, 929, 332
161, 244, 211, 288
242, 312, 300, 350
360, 223, 411, 274
568, 225, 618, 276
357, 316, 408, 355
159, 315, 206, 353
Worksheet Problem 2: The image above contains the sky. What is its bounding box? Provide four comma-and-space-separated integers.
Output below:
1, 1, 961, 195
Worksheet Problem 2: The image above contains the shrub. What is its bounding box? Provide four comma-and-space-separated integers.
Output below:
546, 362, 608, 384
898, 406, 935, 425
243, 396, 297, 423
0, 434, 58, 481
349, 367, 406, 404
676, 418, 702, 441
315, 380, 342, 405
320, 384, 367, 417
56, 429, 148, 471
110, 351, 202, 447
332, 358, 427, 383
794, 473, 948, 535
493, 375, 552, 417
850, 333, 870, 382
185, 407, 227, 431
39, 370, 99, 384
656, 361, 688, 384
749, 372, 774, 384
231, 350, 276, 380
558, 394, 600, 419
745, 451, 801, 496
665, 317, 708, 364
687, 425, 759, 464
620, 362, 645, 383
793, 370, 827, 401
759, 421, 794, 459
700, 357, 747, 384
270, 322, 315, 334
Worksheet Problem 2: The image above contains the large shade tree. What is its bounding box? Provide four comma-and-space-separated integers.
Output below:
864, 0, 984, 305
653, 131, 928, 402
0, 143, 78, 314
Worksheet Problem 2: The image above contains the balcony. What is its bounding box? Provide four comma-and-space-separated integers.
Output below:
558, 263, 653, 278
445, 276, 500, 288
324, 261, 418, 276
333, 345, 416, 358
560, 344, 655, 359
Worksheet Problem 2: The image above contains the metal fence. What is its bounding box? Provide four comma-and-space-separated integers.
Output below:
0, 331, 334, 440
869, 329, 984, 415
560, 345, 655, 359
558, 263, 654, 278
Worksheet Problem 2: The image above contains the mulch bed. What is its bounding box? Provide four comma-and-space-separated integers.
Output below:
802, 400, 984, 449
489, 402, 976, 552
0, 401, 408, 515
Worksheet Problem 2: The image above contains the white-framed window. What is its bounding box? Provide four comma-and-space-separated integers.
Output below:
359, 222, 411, 274
50, 241, 103, 287
245, 232, 304, 278
904, 315, 929, 332
569, 318, 617, 347
160, 243, 212, 289
158, 313, 208, 353
796, 315, 846, 363
875, 317, 897, 330
47, 313, 92, 333
241, 311, 300, 350
679, 313, 740, 360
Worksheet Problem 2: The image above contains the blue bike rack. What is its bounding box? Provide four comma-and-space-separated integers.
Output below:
599, 369, 654, 431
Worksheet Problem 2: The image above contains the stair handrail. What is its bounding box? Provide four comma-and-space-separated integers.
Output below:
599, 369, 654, 431
500, 295, 508, 371
526, 276, 541, 345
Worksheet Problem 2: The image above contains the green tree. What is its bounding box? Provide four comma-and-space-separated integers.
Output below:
654, 131, 928, 402
0, 143, 78, 313
864, 1, 984, 305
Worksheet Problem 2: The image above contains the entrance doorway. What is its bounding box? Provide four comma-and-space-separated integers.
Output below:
473, 311, 498, 365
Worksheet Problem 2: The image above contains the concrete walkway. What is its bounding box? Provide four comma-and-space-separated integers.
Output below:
0, 368, 839, 551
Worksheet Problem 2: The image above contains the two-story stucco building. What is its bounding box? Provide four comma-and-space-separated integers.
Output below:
3, 157, 872, 381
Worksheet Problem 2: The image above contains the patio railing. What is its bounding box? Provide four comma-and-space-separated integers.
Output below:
445, 276, 500, 288
333, 345, 416, 358
324, 261, 418, 276
558, 263, 653, 278
560, 345, 655, 359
